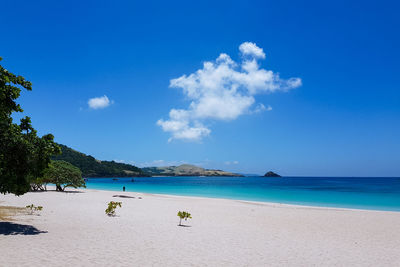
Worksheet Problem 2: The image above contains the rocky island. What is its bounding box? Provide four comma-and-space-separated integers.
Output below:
264, 171, 281, 177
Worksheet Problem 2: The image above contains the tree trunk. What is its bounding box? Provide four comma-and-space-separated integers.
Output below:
56, 184, 63, 191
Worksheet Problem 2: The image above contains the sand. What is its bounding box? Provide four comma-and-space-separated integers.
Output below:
1, 187, 400, 267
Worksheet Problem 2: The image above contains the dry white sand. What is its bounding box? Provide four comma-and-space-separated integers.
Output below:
1, 187, 400, 267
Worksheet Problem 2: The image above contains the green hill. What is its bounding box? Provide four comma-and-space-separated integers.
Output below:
52, 144, 148, 177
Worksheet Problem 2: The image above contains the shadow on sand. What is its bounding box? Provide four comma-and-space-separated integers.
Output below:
31, 189, 84, 194
113, 195, 135, 199
0, 222, 47, 235
59, 190, 84, 194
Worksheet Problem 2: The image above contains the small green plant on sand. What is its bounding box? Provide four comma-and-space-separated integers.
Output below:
105, 201, 122, 216
26, 204, 43, 215
177, 211, 192, 226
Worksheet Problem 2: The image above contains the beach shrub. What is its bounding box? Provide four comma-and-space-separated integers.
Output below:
26, 204, 43, 215
0, 57, 61, 196
105, 201, 122, 216
43, 160, 85, 191
177, 211, 192, 226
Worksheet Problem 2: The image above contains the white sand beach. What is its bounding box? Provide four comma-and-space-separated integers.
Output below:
1, 188, 400, 267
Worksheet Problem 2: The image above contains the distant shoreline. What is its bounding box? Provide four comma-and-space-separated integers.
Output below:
84, 175, 248, 178
81, 182, 400, 212
84, 176, 400, 178
83, 187, 400, 213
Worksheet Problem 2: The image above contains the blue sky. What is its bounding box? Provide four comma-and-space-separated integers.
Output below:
2, 0, 399, 176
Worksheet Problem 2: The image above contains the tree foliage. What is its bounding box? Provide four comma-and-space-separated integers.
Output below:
0, 57, 60, 195
43, 160, 85, 191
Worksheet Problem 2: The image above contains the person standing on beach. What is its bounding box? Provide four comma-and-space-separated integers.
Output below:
123, 186, 125, 192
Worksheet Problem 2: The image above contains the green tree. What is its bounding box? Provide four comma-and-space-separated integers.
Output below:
0, 57, 60, 195
43, 160, 85, 191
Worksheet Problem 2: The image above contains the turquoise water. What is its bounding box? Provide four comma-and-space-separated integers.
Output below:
85, 176, 400, 211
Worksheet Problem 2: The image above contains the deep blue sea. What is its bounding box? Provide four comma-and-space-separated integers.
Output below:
85, 176, 400, 211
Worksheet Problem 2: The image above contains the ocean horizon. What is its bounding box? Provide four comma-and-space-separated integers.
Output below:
85, 176, 400, 212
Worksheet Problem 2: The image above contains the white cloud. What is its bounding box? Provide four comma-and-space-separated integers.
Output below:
158, 42, 301, 142
157, 109, 211, 142
88, 95, 113, 109
239, 42, 266, 59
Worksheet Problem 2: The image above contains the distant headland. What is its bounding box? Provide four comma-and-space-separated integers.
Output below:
53, 144, 243, 177
142, 164, 243, 177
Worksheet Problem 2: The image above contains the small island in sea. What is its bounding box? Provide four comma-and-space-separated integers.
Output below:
264, 171, 281, 177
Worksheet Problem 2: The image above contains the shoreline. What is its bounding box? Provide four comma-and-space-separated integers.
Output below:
82, 187, 400, 213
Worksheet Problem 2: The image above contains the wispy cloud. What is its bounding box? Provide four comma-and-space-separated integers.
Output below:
88, 95, 113, 109
225, 161, 239, 165
251, 103, 272, 114
157, 42, 301, 142
136, 159, 187, 168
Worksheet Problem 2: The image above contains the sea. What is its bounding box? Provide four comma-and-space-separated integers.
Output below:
85, 176, 400, 212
